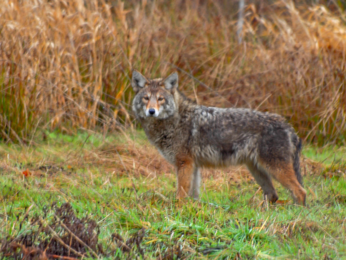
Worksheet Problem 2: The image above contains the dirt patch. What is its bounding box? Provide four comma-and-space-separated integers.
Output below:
1, 203, 102, 259
0, 203, 184, 259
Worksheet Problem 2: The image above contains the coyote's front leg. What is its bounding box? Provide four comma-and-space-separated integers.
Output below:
175, 156, 194, 199
190, 167, 201, 200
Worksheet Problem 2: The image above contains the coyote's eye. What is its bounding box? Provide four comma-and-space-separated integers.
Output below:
143, 96, 149, 101
158, 97, 164, 101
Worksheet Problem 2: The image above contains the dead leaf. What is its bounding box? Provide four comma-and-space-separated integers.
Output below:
22, 169, 31, 177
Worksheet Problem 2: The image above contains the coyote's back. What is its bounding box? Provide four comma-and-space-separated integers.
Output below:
131, 70, 306, 205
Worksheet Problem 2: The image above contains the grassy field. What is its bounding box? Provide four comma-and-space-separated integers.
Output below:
0, 0, 345, 259
0, 131, 345, 259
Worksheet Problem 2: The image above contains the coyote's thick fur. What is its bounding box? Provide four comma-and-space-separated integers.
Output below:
131, 71, 306, 205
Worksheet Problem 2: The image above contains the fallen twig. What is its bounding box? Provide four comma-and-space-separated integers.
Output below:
47, 254, 80, 260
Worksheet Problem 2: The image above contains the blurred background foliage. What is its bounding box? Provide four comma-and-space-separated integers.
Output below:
0, 0, 345, 146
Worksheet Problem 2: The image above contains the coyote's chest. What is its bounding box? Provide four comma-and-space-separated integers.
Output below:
141, 120, 178, 165
148, 135, 176, 165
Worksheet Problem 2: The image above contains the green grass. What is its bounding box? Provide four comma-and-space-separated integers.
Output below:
0, 131, 345, 259
303, 145, 346, 166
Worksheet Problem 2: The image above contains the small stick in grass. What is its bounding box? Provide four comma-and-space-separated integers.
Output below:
47, 255, 80, 260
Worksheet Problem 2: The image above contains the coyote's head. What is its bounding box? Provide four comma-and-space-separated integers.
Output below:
131, 70, 178, 119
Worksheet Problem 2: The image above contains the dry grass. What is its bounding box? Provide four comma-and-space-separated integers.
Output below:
0, 0, 345, 145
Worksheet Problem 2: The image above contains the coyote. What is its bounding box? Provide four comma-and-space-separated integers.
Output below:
131, 71, 306, 205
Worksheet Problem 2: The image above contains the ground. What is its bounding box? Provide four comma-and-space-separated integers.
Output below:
0, 130, 345, 259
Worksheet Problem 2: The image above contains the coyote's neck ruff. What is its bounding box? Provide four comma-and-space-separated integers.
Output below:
131, 71, 306, 205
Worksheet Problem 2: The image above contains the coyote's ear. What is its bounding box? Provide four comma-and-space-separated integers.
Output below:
132, 70, 147, 92
163, 72, 178, 91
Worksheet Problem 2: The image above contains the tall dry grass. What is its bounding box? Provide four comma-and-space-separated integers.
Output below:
0, 0, 345, 145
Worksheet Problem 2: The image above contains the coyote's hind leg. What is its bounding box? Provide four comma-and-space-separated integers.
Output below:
247, 162, 278, 203
261, 161, 306, 205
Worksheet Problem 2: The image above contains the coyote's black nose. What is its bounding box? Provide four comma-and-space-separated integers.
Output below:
149, 108, 156, 115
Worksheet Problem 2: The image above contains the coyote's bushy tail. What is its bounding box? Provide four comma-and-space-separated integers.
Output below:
293, 137, 303, 186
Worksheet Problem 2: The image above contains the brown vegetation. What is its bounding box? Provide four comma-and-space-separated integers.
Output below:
1, 202, 150, 259
0, 0, 345, 145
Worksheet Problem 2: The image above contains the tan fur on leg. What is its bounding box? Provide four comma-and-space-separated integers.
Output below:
262, 161, 306, 205
175, 156, 194, 199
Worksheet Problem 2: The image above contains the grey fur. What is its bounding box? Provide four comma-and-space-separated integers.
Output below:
132, 71, 306, 205
132, 71, 147, 92
163, 73, 178, 90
